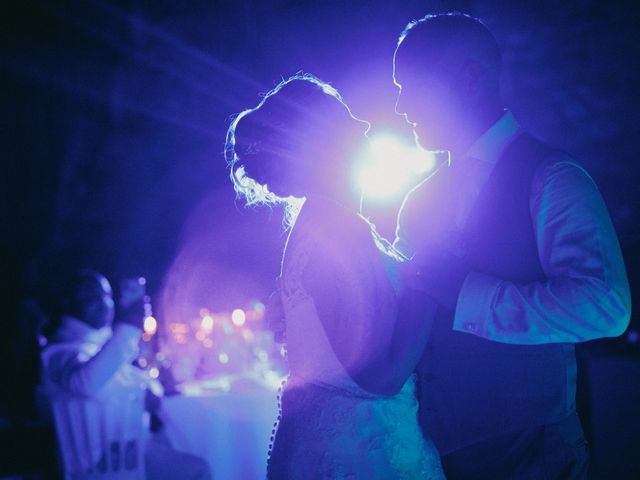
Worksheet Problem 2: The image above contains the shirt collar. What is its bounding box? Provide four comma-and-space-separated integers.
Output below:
465, 110, 520, 164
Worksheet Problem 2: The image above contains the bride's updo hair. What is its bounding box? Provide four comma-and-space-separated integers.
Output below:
225, 73, 368, 226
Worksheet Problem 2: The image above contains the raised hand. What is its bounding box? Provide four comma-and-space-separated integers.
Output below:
115, 277, 147, 330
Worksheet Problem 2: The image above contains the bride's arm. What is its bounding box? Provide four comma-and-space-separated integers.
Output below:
378, 253, 438, 373
302, 221, 432, 396
385, 284, 437, 384
345, 256, 437, 396
301, 229, 394, 389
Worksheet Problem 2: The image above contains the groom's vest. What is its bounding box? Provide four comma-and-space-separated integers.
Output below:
416, 133, 577, 454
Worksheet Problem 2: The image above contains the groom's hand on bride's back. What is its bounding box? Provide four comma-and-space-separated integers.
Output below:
400, 246, 470, 312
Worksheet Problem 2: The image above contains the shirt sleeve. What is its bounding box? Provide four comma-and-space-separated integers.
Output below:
43, 324, 141, 396
453, 155, 631, 344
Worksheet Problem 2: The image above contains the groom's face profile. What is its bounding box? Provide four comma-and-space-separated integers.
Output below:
393, 55, 466, 152
393, 14, 503, 154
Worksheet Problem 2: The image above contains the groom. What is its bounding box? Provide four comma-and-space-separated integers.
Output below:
393, 12, 631, 479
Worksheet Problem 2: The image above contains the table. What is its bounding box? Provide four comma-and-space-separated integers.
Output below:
162, 380, 280, 480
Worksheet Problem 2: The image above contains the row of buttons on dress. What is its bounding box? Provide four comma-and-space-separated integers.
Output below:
265, 375, 287, 477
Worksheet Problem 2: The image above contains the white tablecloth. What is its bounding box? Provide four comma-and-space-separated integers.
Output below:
162, 385, 279, 480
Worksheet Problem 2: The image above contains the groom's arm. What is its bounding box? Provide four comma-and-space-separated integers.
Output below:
454, 156, 630, 344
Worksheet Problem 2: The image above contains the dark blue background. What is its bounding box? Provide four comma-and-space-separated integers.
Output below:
1, 1, 639, 477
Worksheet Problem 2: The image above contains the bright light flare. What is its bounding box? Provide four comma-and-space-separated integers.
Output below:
201, 315, 214, 331
355, 133, 438, 201
253, 301, 265, 315
231, 308, 246, 327
143, 316, 157, 335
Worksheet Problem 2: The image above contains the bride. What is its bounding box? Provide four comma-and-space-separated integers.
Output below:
225, 74, 444, 479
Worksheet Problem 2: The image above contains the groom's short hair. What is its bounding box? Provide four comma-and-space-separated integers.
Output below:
397, 12, 502, 76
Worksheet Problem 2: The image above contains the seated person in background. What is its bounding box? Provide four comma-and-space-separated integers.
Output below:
41, 269, 211, 480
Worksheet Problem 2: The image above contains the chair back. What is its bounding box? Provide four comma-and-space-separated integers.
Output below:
50, 389, 147, 480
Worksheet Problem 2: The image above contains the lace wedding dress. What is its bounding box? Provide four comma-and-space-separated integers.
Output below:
266, 201, 444, 480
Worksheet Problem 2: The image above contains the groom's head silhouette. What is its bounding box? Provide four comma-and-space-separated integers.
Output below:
394, 12, 504, 156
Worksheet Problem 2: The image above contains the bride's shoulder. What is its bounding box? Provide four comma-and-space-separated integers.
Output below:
305, 199, 370, 233
284, 202, 373, 265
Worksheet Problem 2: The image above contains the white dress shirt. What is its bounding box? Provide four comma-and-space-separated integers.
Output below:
42, 316, 144, 397
400, 111, 631, 344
